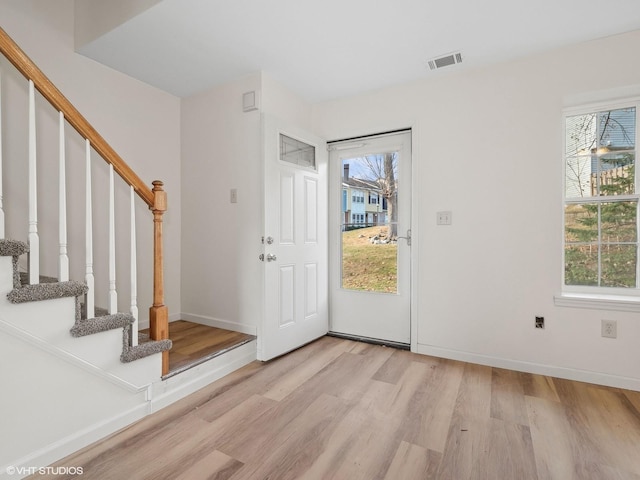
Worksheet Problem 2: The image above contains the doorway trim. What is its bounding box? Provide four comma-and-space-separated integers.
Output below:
326, 123, 420, 353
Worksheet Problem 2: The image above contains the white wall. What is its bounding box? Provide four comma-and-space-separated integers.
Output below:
180, 72, 313, 332
0, 329, 149, 472
0, 0, 181, 325
180, 73, 263, 332
312, 30, 640, 389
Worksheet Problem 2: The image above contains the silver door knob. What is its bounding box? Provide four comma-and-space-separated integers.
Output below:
266, 253, 277, 262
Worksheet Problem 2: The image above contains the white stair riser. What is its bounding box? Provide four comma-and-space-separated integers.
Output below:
0, 255, 14, 293
0, 296, 76, 341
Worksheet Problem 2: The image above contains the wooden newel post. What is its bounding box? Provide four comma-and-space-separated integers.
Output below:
149, 180, 169, 375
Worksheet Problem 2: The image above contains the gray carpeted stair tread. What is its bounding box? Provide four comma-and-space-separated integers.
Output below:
0, 239, 29, 257
7, 280, 88, 304
19, 271, 59, 285
70, 312, 134, 337
80, 303, 110, 320
121, 339, 172, 363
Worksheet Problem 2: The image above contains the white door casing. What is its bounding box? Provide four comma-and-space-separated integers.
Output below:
259, 115, 328, 361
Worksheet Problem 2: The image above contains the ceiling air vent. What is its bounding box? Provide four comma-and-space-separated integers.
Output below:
427, 52, 463, 71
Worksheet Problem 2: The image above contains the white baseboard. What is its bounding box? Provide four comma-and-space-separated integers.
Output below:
2, 402, 149, 479
416, 343, 640, 392
179, 312, 257, 336
136, 312, 181, 331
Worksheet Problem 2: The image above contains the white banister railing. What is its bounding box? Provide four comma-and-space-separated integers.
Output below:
85, 139, 95, 319
130, 186, 138, 346
28, 79, 39, 285
58, 112, 69, 282
0, 66, 4, 238
108, 164, 117, 315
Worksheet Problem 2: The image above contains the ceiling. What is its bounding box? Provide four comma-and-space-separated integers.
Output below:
77, 0, 640, 102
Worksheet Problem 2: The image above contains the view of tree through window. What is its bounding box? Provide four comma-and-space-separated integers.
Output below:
341, 153, 399, 293
564, 105, 638, 288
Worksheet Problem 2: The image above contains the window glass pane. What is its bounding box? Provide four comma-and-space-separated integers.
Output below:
598, 152, 635, 196
280, 134, 315, 168
598, 107, 635, 150
566, 113, 596, 156
601, 245, 637, 288
601, 201, 637, 242
565, 204, 598, 243
564, 104, 638, 290
565, 156, 593, 198
565, 245, 598, 286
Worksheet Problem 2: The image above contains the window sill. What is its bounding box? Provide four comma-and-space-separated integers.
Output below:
554, 293, 640, 312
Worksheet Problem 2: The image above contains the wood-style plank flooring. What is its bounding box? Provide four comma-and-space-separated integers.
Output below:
38, 336, 640, 479
142, 320, 255, 376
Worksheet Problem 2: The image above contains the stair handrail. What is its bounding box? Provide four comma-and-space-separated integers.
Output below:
0, 26, 170, 375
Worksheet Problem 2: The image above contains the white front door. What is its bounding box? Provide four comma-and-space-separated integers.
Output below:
329, 131, 412, 345
259, 115, 328, 361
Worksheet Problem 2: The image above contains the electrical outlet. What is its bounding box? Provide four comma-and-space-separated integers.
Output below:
535, 316, 544, 329
230, 188, 238, 204
601, 320, 617, 339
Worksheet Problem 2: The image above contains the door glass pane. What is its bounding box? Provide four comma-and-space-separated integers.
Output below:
341, 153, 398, 293
280, 134, 315, 168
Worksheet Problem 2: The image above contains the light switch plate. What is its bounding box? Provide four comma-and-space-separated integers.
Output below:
437, 211, 452, 225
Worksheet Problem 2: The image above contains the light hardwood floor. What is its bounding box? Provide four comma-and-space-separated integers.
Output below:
37, 336, 640, 479
150, 320, 255, 376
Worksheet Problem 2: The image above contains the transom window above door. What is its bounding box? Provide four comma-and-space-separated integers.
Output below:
280, 134, 316, 169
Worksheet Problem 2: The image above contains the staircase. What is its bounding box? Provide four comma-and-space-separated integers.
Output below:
0, 22, 171, 384
0, 24, 260, 478
0, 25, 171, 379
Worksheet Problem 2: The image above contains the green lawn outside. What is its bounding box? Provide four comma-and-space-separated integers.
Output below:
341, 226, 397, 293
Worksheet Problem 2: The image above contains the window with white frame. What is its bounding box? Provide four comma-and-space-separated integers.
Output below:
352, 190, 364, 203
564, 101, 638, 292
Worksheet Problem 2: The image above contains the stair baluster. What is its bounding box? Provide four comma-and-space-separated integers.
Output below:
28, 79, 39, 285
58, 111, 69, 281
108, 164, 117, 314
85, 139, 95, 319
130, 185, 138, 346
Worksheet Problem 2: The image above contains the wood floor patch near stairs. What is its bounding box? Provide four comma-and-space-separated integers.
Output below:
141, 320, 255, 377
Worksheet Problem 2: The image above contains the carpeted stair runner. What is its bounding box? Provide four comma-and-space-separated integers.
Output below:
0, 238, 171, 363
